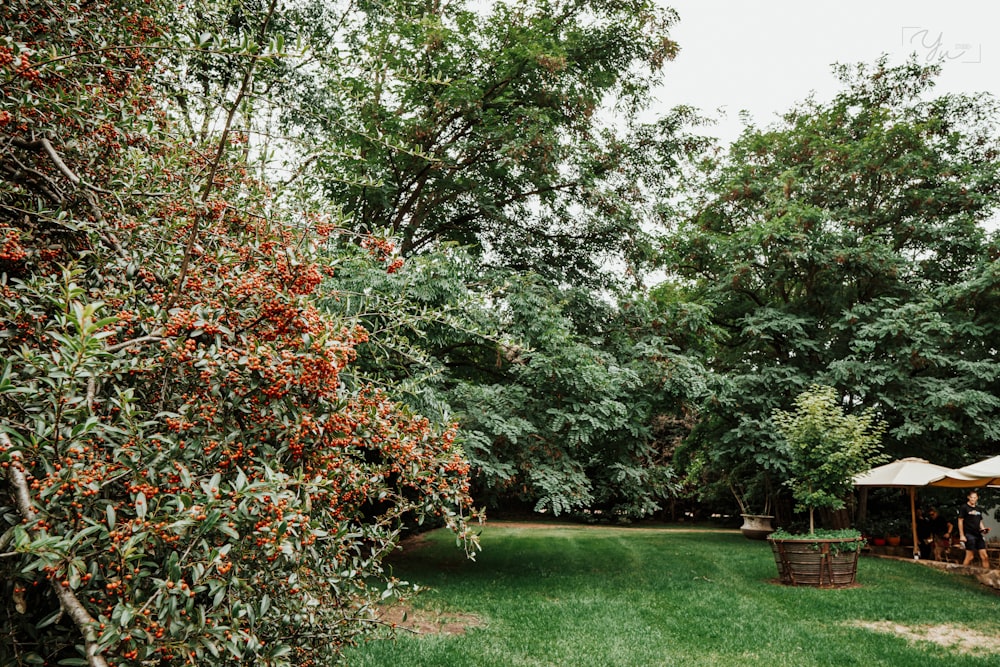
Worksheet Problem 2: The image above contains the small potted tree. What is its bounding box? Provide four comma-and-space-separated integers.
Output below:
767, 385, 886, 587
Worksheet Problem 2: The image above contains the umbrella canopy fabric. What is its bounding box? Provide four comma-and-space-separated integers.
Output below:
956, 455, 1000, 486
852, 457, 980, 488
853, 458, 980, 558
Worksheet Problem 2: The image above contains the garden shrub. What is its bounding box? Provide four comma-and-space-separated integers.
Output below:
0, 1, 479, 664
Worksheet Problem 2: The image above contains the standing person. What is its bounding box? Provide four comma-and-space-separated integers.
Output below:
958, 491, 991, 568
927, 507, 953, 561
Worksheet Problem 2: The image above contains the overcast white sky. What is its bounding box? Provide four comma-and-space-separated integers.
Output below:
654, 1, 1000, 144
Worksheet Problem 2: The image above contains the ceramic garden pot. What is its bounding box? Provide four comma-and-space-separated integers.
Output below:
739, 514, 776, 540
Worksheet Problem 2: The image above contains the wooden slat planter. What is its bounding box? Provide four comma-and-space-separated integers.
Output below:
768, 537, 863, 588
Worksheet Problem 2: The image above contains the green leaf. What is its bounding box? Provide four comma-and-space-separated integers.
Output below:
36, 608, 63, 629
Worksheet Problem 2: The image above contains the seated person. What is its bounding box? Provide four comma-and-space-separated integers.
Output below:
916, 507, 934, 560
927, 507, 953, 561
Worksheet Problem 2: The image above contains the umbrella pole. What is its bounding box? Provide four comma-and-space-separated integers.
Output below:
909, 487, 919, 559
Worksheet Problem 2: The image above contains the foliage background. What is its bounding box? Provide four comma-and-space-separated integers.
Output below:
3, 0, 1000, 664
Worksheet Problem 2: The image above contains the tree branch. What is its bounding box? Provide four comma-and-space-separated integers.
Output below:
38, 137, 81, 185
86, 377, 96, 414
168, 0, 279, 310
1, 44, 284, 88
1, 154, 65, 203
0, 431, 109, 667
105, 334, 164, 353
9, 137, 83, 186
9, 137, 168, 198
8, 137, 126, 254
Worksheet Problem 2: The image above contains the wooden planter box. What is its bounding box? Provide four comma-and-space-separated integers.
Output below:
768, 537, 863, 588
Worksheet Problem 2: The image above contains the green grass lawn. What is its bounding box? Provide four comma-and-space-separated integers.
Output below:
343, 523, 1000, 666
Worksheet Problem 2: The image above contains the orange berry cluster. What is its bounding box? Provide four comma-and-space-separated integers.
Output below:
0, 229, 28, 262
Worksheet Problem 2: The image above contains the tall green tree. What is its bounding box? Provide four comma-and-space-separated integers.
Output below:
322, 246, 711, 518
254, 0, 703, 515
279, 0, 680, 286
448, 277, 707, 517
666, 58, 1000, 501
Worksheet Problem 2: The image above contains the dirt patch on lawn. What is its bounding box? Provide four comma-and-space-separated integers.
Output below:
398, 531, 434, 550
847, 620, 1000, 655
378, 604, 486, 636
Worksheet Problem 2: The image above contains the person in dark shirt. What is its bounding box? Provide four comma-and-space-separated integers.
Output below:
958, 490, 990, 568
926, 507, 953, 561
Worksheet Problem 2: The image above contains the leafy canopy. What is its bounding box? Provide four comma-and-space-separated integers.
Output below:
666, 58, 1000, 511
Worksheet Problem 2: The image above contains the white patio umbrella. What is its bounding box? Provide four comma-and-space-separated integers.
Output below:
956, 455, 1000, 486
853, 457, 980, 558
